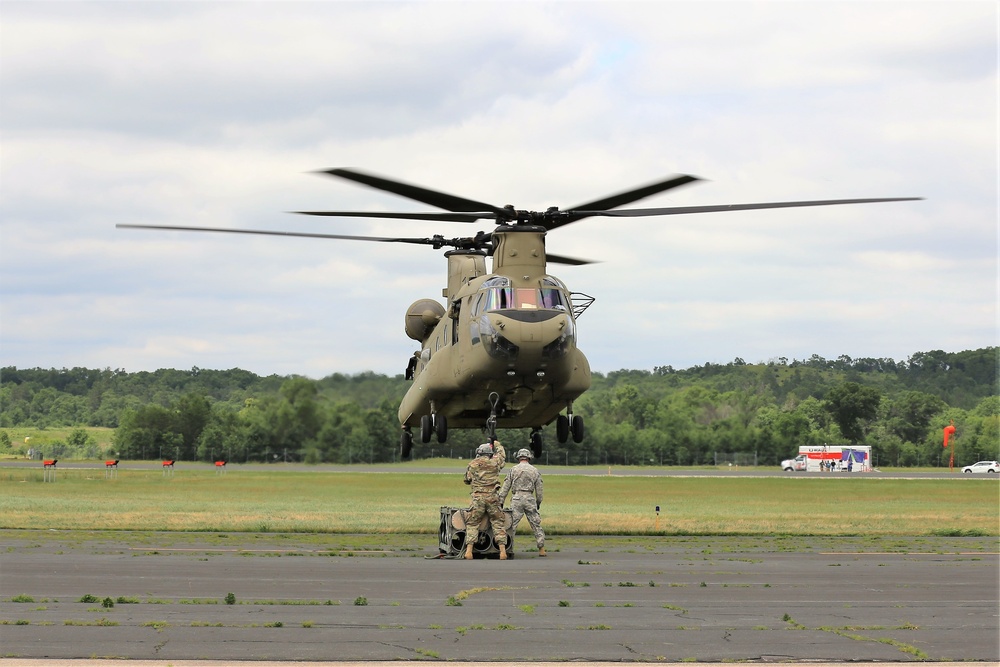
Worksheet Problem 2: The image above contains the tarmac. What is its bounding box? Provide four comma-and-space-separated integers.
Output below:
0, 530, 997, 664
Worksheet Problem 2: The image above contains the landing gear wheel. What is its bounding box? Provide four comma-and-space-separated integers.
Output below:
530, 429, 543, 459
420, 415, 433, 443
435, 414, 448, 444
571, 415, 585, 443
556, 415, 569, 444
400, 429, 413, 460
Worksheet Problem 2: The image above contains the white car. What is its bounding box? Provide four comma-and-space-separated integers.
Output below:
962, 461, 999, 474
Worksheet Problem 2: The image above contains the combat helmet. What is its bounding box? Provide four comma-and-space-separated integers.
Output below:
515, 448, 533, 460
476, 443, 494, 457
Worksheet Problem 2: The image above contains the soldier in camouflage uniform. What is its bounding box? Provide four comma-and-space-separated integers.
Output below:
463, 439, 507, 560
499, 448, 546, 556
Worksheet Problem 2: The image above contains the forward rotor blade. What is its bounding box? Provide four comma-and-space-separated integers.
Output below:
321, 168, 508, 216
116, 223, 455, 246
567, 174, 702, 212
546, 253, 598, 266
547, 174, 702, 230
293, 210, 493, 223
573, 197, 923, 218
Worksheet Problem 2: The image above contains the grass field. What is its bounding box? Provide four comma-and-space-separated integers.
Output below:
1, 465, 997, 536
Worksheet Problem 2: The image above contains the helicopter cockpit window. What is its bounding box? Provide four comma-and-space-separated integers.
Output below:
481, 276, 511, 289
541, 277, 567, 289
539, 288, 565, 309
476, 285, 567, 312
517, 288, 538, 309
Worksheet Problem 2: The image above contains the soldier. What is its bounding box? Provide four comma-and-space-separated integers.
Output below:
463, 439, 508, 560
499, 448, 546, 556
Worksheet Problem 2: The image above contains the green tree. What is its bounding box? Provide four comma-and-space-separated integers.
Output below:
113, 404, 177, 460
67, 428, 97, 458
886, 391, 947, 444
175, 393, 212, 459
824, 382, 882, 444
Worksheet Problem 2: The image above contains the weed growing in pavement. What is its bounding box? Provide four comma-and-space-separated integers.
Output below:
65, 618, 117, 626
140, 621, 170, 631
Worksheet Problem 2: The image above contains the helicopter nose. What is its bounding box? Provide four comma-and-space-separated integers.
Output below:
483, 311, 574, 364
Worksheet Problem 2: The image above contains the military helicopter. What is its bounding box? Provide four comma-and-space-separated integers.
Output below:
119, 168, 920, 459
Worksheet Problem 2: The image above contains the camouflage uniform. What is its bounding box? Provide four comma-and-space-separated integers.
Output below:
499, 459, 545, 549
463, 442, 506, 551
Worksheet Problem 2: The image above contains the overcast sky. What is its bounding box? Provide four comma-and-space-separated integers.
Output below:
1, 1, 996, 379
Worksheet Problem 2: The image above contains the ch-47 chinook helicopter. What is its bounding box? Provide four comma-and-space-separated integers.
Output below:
119, 168, 920, 459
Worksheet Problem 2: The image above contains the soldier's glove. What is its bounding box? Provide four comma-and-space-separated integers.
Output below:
536, 502, 541, 509
463, 477, 471, 485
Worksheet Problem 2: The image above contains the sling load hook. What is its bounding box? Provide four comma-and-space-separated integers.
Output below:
486, 392, 500, 442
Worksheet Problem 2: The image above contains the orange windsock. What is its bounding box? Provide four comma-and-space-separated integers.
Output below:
943, 423, 956, 448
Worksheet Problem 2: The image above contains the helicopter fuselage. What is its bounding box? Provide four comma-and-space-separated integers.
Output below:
399, 226, 591, 432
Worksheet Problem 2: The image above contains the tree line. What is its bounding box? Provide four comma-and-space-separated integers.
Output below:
1, 347, 997, 467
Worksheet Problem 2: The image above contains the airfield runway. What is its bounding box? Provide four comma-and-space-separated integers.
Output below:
0, 531, 996, 664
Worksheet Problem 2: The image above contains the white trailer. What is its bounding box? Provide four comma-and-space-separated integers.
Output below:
781, 445, 872, 472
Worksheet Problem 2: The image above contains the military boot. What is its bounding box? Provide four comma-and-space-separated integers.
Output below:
499, 543, 507, 560
464, 544, 473, 560
538, 547, 547, 557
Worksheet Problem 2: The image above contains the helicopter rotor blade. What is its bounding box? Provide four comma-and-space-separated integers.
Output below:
320, 168, 509, 217
293, 210, 492, 223
572, 197, 923, 218
546, 252, 598, 266
116, 224, 485, 249
547, 174, 702, 230
566, 174, 702, 214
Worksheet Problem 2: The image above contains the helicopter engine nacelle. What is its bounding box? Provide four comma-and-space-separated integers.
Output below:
405, 299, 446, 342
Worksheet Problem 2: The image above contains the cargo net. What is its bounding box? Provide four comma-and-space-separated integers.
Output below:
713, 452, 758, 467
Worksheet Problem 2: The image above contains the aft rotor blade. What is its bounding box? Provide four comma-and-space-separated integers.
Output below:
117, 223, 453, 246
293, 210, 493, 223
573, 197, 924, 218
320, 168, 508, 216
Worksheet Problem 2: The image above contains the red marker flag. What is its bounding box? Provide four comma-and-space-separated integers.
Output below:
943, 423, 956, 448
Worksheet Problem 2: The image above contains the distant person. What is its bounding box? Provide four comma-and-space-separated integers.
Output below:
405, 351, 419, 380
463, 440, 507, 560
499, 448, 546, 556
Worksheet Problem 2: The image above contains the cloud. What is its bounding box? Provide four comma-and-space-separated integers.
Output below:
0, 1, 995, 379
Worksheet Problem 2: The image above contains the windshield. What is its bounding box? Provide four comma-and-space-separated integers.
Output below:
479, 287, 567, 312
